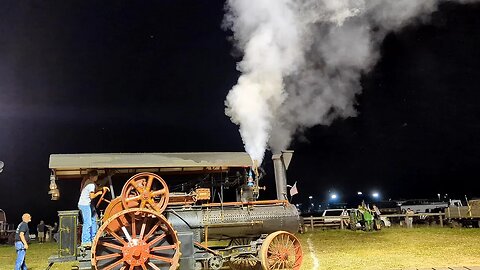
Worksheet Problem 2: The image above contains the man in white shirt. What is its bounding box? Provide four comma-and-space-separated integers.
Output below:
77, 170, 108, 247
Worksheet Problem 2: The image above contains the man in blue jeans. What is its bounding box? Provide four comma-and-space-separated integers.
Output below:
78, 170, 109, 247
14, 213, 31, 270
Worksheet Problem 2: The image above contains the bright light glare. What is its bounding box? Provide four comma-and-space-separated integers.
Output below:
331, 194, 337, 199
372, 192, 379, 198
308, 196, 313, 199
357, 191, 363, 195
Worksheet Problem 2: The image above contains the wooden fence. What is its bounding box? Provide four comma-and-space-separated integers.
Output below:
303, 216, 350, 231
381, 213, 445, 227
303, 213, 445, 231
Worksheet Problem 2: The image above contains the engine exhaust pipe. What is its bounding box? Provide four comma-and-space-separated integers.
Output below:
272, 150, 293, 200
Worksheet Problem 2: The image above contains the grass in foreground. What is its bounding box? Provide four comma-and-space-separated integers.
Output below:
0, 242, 76, 270
298, 227, 480, 270
0, 227, 479, 270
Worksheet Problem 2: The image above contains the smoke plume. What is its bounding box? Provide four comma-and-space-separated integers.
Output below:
224, 0, 478, 163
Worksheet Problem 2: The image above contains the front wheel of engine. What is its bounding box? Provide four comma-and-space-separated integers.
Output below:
259, 231, 303, 270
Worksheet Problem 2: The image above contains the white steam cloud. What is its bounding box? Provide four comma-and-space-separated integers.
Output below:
224, 0, 478, 163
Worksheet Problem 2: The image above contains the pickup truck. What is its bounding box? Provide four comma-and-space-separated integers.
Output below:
445, 199, 480, 227
322, 209, 348, 223
322, 209, 351, 229
0, 209, 16, 244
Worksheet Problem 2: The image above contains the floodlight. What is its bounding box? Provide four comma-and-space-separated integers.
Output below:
372, 192, 379, 198
308, 196, 313, 199
331, 194, 337, 199
357, 191, 363, 195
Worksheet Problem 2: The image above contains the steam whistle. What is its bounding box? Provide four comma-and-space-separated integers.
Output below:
247, 170, 254, 187
237, 160, 264, 202
247, 160, 260, 187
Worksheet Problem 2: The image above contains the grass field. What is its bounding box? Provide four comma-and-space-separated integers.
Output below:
0, 241, 75, 270
298, 227, 480, 270
0, 227, 479, 270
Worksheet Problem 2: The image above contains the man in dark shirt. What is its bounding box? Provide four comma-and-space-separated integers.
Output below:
15, 213, 31, 270
37, 220, 46, 243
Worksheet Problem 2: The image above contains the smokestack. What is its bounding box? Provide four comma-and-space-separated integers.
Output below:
272, 150, 293, 200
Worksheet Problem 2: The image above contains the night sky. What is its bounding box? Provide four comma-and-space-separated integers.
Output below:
1, 1, 480, 225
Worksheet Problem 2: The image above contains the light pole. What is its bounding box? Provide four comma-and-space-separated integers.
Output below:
354, 191, 363, 205
308, 196, 313, 212
329, 193, 338, 209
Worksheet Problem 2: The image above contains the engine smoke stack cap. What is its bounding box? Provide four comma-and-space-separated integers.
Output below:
272, 150, 294, 170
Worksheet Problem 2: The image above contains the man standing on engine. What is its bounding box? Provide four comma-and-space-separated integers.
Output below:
78, 170, 109, 247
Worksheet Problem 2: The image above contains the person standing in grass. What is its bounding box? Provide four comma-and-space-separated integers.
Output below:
363, 209, 374, 231
37, 220, 46, 243
52, 222, 59, 242
14, 213, 31, 270
405, 208, 414, 228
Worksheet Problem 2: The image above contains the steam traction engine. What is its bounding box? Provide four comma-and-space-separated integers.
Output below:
48, 152, 302, 270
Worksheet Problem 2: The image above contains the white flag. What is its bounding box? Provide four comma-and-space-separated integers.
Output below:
289, 181, 298, 197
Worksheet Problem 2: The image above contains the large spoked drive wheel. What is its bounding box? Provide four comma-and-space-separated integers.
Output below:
259, 231, 302, 270
92, 208, 181, 270
121, 173, 169, 213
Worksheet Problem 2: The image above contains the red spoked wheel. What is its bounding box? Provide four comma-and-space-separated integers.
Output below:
121, 173, 169, 213
259, 231, 303, 270
91, 208, 181, 270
